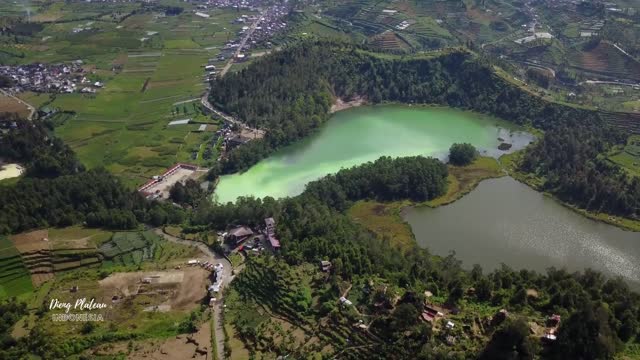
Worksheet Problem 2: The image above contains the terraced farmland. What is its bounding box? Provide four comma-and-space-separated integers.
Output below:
0, 236, 33, 299
600, 111, 640, 134
568, 42, 640, 81
99, 230, 190, 268
6, 6, 246, 186
368, 31, 411, 52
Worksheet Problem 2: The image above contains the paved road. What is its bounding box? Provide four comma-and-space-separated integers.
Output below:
219, 11, 265, 77
201, 94, 265, 136
201, 9, 267, 138
154, 228, 232, 360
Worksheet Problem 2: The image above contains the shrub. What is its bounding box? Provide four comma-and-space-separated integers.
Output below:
449, 143, 477, 166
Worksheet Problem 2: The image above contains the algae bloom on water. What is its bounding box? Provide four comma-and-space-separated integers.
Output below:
214, 105, 533, 203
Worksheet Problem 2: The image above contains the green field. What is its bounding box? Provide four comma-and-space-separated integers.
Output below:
0, 236, 33, 299
609, 135, 640, 177
1, 3, 246, 187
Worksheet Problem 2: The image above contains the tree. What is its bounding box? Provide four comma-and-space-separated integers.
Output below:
479, 318, 537, 360
552, 303, 621, 360
448, 143, 477, 166
476, 277, 493, 302
391, 303, 419, 331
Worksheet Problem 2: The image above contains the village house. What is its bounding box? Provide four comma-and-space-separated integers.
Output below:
226, 226, 253, 245
264, 217, 281, 250
320, 260, 332, 272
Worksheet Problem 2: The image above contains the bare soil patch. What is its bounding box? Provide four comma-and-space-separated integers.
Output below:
99, 268, 209, 310
330, 96, 366, 113
90, 319, 212, 359
10, 230, 50, 253
0, 94, 31, 118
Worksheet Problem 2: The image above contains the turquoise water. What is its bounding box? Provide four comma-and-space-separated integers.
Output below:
214, 105, 533, 203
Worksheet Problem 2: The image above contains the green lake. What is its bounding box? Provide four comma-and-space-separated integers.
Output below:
214, 105, 533, 203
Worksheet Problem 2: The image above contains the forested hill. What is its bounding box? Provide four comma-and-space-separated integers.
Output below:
209, 40, 639, 218
0, 118, 184, 234
191, 157, 640, 359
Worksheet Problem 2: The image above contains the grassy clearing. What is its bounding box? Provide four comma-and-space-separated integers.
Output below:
48, 226, 113, 248
228, 253, 244, 268
608, 135, 640, 178
348, 200, 415, 251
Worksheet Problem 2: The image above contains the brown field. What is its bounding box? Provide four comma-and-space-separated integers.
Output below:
10, 229, 50, 253
99, 268, 210, 310
0, 94, 31, 118
89, 319, 212, 360
574, 42, 640, 79
368, 30, 411, 52
10, 230, 54, 287
31, 273, 54, 287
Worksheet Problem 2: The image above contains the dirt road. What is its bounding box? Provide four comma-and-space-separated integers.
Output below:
0, 89, 36, 120
154, 228, 233, 360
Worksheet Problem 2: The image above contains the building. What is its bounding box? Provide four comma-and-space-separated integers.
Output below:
320, 260, 332, 272
168, 118, 191, 126
339, 296, 353, 306
226, 134, 252, 149
265, 217, 281, 250
226, 226, 253, 245
421, 305, 444, 323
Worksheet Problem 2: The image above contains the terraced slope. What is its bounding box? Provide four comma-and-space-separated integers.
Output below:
0, 236, 33, 298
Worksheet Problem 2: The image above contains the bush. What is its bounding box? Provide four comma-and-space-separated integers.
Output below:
449, 143, 477, 166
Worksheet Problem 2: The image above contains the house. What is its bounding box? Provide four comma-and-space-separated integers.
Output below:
226, 134, 252, 148
339, 296, 353, 306
320, 260, 332, 272
265, 217, 281, 250
547, 314, 561, 328
445, 321, 455, 330
226, 226, 253, 245
421, 305, 443, 323
205, 65, 216, 71
168, 119, 191, 126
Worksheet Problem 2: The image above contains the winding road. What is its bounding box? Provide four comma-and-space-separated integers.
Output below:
154, 228, 233, 360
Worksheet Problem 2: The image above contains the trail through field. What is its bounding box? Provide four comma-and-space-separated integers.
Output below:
0, 89, 36, 120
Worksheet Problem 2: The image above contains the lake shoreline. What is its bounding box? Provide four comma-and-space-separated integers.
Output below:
404, 176, 640, 286
330, 96, 366, 113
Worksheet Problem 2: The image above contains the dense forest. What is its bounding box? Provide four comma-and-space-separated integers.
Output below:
304, 155, 448, 210
209, 41, 638, 218
0, 117, 82, 178
0, 117, 183, 234
521, 123, 640, 216
190, 157, 640, 359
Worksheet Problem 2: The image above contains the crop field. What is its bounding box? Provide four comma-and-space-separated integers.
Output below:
567, 42, 640, 81
99, 230, 198, 269
0, 3, 244, 187
0, 236, 33, 299
608, 135, 640, 177
0, 93, 31, 118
